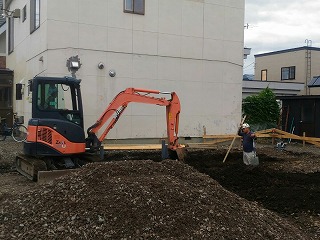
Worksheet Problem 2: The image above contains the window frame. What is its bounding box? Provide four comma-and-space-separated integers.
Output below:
8, 17, 14, 54
261, 69, 267, 81
124, 0, 145, 15
281, 66, 296, 80
22, 5, 27, 22
30, 0, 40, 34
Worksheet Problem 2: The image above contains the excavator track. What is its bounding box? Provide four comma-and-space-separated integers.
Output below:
16, 153, 103, 183
15, 154, 47, 181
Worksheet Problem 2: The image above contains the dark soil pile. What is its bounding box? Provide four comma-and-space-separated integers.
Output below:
1, 159, 308, 239
186, 147, 320, 239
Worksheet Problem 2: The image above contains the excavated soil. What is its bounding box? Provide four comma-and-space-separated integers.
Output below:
0, 139, 320, 239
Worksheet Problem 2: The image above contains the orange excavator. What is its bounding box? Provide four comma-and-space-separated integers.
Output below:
16, 76, 186, 181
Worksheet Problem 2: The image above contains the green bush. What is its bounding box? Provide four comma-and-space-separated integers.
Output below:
242, 87, 280, 131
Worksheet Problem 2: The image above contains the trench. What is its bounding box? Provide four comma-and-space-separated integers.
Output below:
106, 148, 320, 217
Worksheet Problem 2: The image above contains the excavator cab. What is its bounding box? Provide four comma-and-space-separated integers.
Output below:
24, 76, 86, 157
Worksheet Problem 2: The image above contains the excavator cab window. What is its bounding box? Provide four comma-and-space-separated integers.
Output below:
37, 83, 73, 110
36, 82, 82, 126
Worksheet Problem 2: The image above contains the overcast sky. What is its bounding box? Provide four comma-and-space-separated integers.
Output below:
243, 0, 320, 75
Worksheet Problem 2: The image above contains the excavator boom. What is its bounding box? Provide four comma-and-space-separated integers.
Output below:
86, 88, 182, 152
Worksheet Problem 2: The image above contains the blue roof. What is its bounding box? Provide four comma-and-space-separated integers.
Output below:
308, 76, 320, 88
243, 74, 254, 80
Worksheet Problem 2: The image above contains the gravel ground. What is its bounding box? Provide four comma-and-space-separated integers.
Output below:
0, 139, 319, 239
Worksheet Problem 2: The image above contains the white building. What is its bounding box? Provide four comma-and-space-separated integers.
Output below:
4, 0, 245, 141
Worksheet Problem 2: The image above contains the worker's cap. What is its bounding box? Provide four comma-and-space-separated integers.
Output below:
242, 123, 250, 129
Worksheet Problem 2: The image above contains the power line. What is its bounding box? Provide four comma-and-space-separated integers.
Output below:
243, 62, 255, 69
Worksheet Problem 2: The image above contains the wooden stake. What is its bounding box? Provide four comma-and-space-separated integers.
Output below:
223, 115, 246, 163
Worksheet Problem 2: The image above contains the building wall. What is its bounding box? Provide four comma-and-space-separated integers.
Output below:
255, 49, 320, 95
0, 32, 6, 55
6, 0, 245, 139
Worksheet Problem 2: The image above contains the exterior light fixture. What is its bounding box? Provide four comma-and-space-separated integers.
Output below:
66, 55, 81, 78
70, 61, 80, 69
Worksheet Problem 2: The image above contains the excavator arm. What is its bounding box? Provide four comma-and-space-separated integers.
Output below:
86, 88, 182, 154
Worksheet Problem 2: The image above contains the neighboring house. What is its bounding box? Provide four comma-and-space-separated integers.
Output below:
4, 0, 245, 141
242, 73, 304, 99
255, 46, 320, 96
242, 79, 304, 98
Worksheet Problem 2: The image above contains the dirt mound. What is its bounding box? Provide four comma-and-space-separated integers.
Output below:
1, 160, 308, 239
0, 140, 22, 173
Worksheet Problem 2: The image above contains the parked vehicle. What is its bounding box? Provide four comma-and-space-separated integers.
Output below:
0, 112, 27, 142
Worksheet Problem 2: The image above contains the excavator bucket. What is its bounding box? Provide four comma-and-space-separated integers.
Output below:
166, 145, 187, 162
176, 147, 187, 162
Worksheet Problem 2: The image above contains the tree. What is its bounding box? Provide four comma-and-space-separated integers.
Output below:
242, 87, 280, 130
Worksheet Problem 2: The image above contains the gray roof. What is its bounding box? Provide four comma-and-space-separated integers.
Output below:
255, 46, 320, 58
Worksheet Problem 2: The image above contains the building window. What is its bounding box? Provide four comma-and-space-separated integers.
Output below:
261, 69, 267, 81
124, 0, 145, 15
22, 5, 27, 22
30, 0, 40, 33
281, 66, 295, 80
8, 17, 14, 54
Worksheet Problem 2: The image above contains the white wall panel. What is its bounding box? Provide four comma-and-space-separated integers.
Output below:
204, 4, 225, 40
107, 0, 132, 29
133, 30, 158, 55
182, 1, 204, 38
181, 36, 203, 59
47, 21, 79, 49
158, 0, 182, 35
108, 27, 133, 53
158, 57, 181, 81
181, 59, 203, 83
47, 0, 78, 22
79, 24, 108, 51
78, 0, 108, 26
132, 55, 158, 80
158, 34, 181, 57
203, 61, 224, 83
203, 39, 225, 61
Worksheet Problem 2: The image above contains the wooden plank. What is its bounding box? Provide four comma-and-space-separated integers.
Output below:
104, 144, 162, 150
203, 127, 320, 147
203, 134, 239, 139
201, 138, 234, 144
255, 128, 277, 134
257, 133, 320, 142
